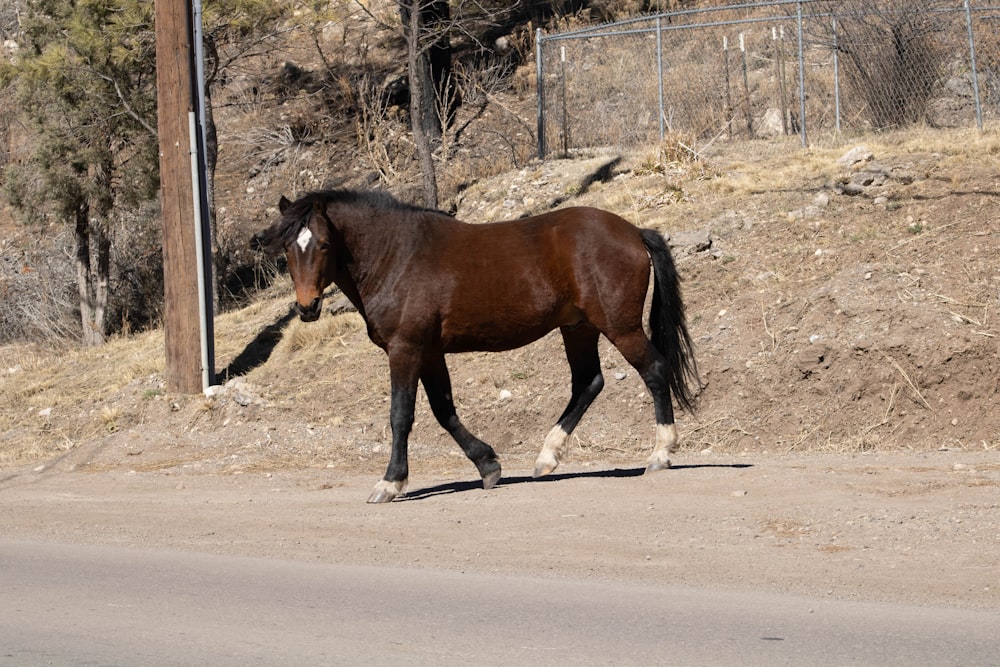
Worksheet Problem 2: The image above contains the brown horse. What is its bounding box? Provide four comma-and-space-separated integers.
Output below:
253, 190, 698, 503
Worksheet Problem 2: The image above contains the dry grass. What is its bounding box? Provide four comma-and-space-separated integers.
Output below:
0, 330, 165, 464
274, 312, 366, 357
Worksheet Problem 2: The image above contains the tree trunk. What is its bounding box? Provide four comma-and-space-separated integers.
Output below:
93, 221, 110, 342
403, 0, 440, 208
399, 0, 453, 142
73, 199, 108, 347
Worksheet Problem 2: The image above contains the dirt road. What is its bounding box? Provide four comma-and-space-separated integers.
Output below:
1, 449, 997, 613
4, 538, 998, 666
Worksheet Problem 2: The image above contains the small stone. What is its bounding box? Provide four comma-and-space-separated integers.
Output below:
669, 230, 712, 253
498, 389, 513, 401
838, 145, 874, 167
233, 390, 254, 407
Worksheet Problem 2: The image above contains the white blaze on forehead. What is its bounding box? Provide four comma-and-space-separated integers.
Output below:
296, 226, 313, 252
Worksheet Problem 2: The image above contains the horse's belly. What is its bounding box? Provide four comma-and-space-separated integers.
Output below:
440, 306, 574, 353
441, 323, 554, 353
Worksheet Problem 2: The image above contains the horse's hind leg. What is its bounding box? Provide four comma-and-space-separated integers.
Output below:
534, 325, 604, 477
421, 352, 502, 490
609, 331, 679, 472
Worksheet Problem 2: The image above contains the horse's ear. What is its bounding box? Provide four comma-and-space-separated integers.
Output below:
278, 195, 292, 213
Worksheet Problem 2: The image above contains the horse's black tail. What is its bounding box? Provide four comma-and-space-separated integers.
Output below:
641, 229, 700, 412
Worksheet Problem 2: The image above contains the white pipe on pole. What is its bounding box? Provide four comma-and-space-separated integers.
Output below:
190, 0, 214, 390
187, 111, 212, 391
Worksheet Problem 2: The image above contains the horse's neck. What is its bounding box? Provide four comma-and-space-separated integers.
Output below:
332, 208, 422, 309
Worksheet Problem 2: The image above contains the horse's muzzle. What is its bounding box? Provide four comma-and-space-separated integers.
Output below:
296, 297, 323, 322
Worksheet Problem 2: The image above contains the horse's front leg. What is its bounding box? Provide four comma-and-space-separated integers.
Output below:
421, 351, 501, 489
368, 350, 421, 504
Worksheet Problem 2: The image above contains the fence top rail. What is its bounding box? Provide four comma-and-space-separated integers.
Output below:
541, 12, 802, 43
539, 0, 819, 42
538, 0, 1000, 44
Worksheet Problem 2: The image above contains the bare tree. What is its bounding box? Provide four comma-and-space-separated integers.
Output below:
811, 0, 955, 129
398, 0, 451, 207
356, 0, 517, 208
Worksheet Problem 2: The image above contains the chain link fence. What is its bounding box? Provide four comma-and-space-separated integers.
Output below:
536, 0, 1000, 158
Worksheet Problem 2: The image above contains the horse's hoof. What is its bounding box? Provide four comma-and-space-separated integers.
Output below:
482, 466, 502, 490
367, 489, 394, 503
533, 452, 559, 478
367, 479, 406, 503
645, 459, 672, 474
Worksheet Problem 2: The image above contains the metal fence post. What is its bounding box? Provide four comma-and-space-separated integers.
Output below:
775, 26, 789, 135
536, 28, 545, 160
963, 0, 984, 132
740, 33, 753, 138
723, 35, 733, 140
832, 17, 841, 134
560, 45, 569, 156
796, 1, 807, 147
657, 16, 665, 140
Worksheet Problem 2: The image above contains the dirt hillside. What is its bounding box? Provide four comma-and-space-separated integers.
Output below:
3, 130, 999, 470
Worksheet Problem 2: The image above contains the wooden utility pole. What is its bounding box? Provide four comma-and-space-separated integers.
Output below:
155, 0, 213, 393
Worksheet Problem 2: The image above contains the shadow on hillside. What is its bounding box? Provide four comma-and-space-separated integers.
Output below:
548, 156, 624, 209
219, 306, 296, 381
578, 156, 623, 194
398, 462, 753, 501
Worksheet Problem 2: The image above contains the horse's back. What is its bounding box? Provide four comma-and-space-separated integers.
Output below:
432, 206, 645, 265
416, 207, 651, 351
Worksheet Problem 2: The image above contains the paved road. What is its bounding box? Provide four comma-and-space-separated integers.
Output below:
2, 538, 998, 666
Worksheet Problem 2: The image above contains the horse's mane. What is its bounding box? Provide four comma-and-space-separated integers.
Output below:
256, 189, 439, 255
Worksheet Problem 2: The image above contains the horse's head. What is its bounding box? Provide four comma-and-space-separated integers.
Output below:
252, 194, 336, 322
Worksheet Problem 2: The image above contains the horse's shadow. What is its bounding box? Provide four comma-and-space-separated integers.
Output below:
399, 463, 753, 501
